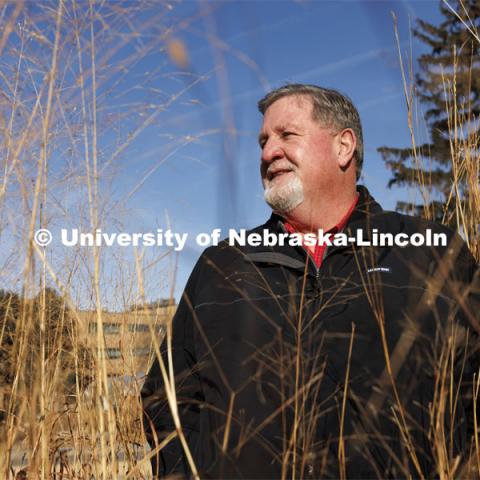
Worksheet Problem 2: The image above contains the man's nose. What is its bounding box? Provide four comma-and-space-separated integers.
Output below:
261, 138, 284, 164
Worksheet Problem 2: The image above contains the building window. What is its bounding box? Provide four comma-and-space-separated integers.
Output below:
106, 348, 122, 359
128, 324, 165, 334
104, 323, 120, 334
88, 322, 120, 334
128, 323, 149, 333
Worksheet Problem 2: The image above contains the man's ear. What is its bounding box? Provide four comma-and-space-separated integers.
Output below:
336, 128, 356, 168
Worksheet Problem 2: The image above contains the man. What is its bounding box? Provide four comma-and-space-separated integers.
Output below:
142, 84, 479, 479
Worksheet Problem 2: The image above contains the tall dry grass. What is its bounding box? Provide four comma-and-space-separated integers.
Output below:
0, 1, 212, 478
143, 6, 480, 479
356, 6, 480, 478
0, 1, 478, 479
392, 6, 480, 260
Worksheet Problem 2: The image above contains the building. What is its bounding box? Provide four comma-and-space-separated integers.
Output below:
76, 303, 175, 377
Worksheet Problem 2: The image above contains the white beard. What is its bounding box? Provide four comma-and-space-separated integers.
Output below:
263, 174, 304, 214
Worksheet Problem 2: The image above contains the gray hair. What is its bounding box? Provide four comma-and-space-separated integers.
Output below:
258, 84, 363, 180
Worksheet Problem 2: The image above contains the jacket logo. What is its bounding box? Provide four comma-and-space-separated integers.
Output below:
367, 267, 391, 274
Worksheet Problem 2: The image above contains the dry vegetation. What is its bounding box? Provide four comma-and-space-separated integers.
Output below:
0, 1, 202, 478
391, 5, 480, 259
0, 1, 478, 479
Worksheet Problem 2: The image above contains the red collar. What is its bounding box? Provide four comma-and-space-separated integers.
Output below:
284, 193, 359, 268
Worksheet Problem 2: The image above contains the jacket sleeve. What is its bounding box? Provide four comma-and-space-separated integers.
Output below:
445, 233, 479, 332
444, 234, 480, 444
141, 254, 205, 478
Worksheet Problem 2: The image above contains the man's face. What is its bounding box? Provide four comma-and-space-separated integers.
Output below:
259, 95, 339, 214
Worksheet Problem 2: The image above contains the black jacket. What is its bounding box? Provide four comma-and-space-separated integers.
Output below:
141, 186, 479, 479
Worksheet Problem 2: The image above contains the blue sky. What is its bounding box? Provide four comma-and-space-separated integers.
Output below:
113, 0, 444, 303
0, 1, 446, 307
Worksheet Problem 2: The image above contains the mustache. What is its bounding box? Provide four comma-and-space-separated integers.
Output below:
265, 162, 296, 180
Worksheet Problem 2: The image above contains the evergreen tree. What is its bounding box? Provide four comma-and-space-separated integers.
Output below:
378, 1, 480, 227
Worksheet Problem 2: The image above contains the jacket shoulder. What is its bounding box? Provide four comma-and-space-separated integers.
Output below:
375, 210, 477, 281
374, 209, 452, 235
200, 219, 275, 260
189, 220, 273, 291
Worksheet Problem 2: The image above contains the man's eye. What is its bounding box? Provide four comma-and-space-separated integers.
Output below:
282, 131, 294, 138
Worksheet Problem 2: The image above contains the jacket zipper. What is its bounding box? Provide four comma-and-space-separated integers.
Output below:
278, 220, 353, 293
312, 244, 351, 290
